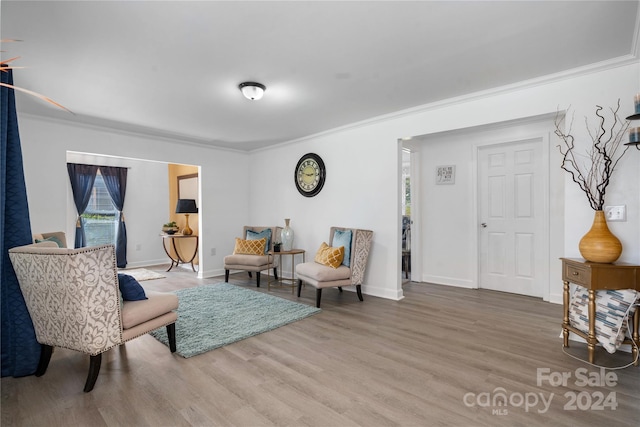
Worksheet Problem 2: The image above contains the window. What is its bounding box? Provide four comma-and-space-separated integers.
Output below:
81, 171, 118, 246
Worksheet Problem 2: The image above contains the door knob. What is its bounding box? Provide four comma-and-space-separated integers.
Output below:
481, 223, 487, 228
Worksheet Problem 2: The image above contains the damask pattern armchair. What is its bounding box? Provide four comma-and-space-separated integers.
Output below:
8, 243, 178, 392
296, 227, 373, 308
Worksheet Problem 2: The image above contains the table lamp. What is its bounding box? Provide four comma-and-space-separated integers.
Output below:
175, 199, 198, 235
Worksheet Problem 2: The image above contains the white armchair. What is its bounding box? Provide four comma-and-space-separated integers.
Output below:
8, 243, 178, 392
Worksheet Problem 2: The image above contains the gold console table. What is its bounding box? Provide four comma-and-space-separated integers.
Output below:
161, 234, 198, 272
561, 258, 640, 365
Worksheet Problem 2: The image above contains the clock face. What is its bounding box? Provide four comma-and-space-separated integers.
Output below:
295, 153, 326, 197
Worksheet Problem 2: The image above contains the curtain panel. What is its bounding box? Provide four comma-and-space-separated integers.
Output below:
99, 166, 128, 268
67, 163, 99, 249
1, 67, 40, 377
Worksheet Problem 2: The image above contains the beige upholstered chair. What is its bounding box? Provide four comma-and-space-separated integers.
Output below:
224, 226, 283, 287
33, 231, 67, 247
296, 227, 373, 308
8, 243, 178, 392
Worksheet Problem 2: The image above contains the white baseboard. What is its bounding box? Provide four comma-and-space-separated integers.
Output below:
421, 274, 476, 289
124, 258, 169, 269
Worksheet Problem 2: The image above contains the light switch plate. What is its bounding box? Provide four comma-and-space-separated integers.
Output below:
604, 205, 626, 222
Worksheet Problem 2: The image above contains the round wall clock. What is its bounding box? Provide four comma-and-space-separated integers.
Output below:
294, 153, 326, 197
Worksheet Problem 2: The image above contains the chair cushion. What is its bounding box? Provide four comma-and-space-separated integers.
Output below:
332, 229, 352, 267
246, 228, 272, 254
121, 291, 179, 330
297, 261, 351, 282
224, 253, 271, 268
118, 274, 148, 301
314, 242, 344, 269
233, 237, 266, 255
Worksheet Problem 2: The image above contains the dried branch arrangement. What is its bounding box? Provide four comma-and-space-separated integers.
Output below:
1, 39, 71, 112
555, 100, 630, 211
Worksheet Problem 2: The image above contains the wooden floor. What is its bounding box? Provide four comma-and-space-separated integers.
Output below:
2, 266, 639, 426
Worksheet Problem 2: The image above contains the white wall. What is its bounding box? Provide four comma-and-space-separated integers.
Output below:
16, 62, 639, 303
251, 62, 640, 304
17, 114, 251, 279
249, 124, 402, 301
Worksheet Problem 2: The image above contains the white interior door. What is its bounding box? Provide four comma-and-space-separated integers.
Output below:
478, 138, 546, 297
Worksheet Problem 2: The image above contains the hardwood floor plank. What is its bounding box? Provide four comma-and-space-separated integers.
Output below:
2, 268, 639, 426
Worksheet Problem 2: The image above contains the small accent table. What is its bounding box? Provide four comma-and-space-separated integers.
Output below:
267, 249, 305, 293
561, 257, 640, 365
161, 234, 198, 272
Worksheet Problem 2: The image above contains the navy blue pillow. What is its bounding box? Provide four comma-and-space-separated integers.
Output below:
117, 274, 148, 301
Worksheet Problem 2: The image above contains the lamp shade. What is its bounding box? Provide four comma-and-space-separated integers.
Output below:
239, 82, 266, 100
175, 199, 198, 214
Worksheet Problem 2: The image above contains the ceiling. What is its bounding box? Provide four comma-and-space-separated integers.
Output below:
2, 1, 639, 151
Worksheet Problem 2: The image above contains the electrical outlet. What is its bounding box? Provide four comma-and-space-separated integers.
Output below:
604, 205, 626, 222
210, 248, 216, 256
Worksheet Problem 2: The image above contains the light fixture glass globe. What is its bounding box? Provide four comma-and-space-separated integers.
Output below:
239, 82, 266, 100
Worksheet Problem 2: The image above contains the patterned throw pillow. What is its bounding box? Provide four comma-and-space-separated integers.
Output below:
234, 237, 266, 255
569, 287, 639, 354
332, 229, 352, 267
246, 229, 271, 254
314, 242, 345, 269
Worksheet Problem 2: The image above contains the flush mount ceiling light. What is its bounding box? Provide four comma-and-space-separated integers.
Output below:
239, 82, 266, 100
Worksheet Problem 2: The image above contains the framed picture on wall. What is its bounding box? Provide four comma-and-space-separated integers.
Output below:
178, 173, 199, 204
436, 165, 455, 185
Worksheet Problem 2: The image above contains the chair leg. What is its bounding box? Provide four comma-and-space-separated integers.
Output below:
356, 284, 364, 301
225, 269, 229, 282
248, 271, 253, 278
338, 287, 343, 293
35, 344, 53, 376
316, 288, 322, 308
273, 267, 278, 280
256, 272, 260, 287
83, 354, 102, 393
297, 279, 303, 297
167, 323, 177, 353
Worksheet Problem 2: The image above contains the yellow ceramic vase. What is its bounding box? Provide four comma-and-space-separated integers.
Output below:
578, 210, 622, 263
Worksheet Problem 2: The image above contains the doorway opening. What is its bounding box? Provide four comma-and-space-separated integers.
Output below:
402, 148, 412, 283
399, 113, 561, 302
66, 151, 202, 274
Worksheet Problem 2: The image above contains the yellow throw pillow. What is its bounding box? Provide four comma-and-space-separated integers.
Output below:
234, 237, 266, 255
314, 242, 345, 269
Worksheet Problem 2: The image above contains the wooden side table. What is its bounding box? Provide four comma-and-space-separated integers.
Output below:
267, 249, 305, 293
561, 257, 640, 365
161, 234, 198, 272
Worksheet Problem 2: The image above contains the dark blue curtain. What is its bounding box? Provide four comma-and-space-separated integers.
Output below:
100, 166, 128, 268
67, 163, 98, 248
1, 67, 40, 377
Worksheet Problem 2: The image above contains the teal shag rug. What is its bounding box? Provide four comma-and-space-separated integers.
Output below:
150, 283, 321, 358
